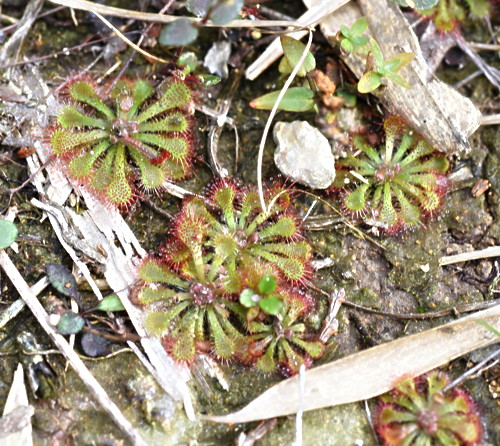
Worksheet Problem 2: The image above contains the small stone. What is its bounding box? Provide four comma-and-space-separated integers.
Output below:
273, 121, 336, 189
204, 41, 231, 78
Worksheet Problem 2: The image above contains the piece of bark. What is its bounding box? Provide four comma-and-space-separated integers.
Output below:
302, 0, 481, 155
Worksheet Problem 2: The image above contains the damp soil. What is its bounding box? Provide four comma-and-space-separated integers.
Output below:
0, 1, 499, 445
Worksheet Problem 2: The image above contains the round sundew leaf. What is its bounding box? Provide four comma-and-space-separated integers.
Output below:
56, 311, 85, 335
258, 295, 283, 315
0, 220, 18, 249
46, 263, 78, 299
159, 19, 199, 47
240, 288, 258, 308
95, 295, 125, 312
345, 183, 369, 212
258, 274, 277, 295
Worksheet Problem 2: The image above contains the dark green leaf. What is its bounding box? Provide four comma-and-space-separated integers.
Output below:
0, 220, 18, 249
95, 295, 125, 312
249, 87, 315, 112
56, 312, 85, 335
258, 296, 283, 315
240, 288, 258, 308
258, 274, 277, 295
336, 89, 357, 107
159, 19, 199, 47
210, 0, 243, 25
350, 17, 368, 37
358, 71, 382, 93
46, 264, 78, 299
280, 36, 316, 77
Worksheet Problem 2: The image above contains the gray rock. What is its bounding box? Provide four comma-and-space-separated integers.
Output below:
273, 121, 336, 189
203, 41, 231, 78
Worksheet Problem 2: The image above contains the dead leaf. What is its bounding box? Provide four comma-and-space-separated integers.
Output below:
206, 304, 500, 423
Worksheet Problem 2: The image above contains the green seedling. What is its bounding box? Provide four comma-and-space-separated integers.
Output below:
240, 273, 284, 319
358, 38, 414, 93
339, 18, 370, 54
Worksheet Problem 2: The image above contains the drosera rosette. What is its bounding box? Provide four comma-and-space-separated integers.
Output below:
49, 74, 196, 208
134, 257, 245, 363
374, 371, 483, 446
331, 116, 449, 234
163, 178, 313, 291
240, 289, 325, 376
418, 0, 490, 33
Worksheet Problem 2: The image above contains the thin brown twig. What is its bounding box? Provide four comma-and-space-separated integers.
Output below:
342, 299, 500, 320
0, 155, 55, 196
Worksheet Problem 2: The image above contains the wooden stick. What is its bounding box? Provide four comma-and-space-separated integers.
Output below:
0, 250, 148, 446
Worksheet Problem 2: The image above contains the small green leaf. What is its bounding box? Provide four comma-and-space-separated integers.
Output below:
383, 52, 414, 72
46, 264, 78, 299
258, 274, 277, 295
159, 19, 199, 47
384, 71, 411, 89
186, 0, 215, 17
240, 289, 258, 308
249, 87, 315, 112
280, 36, 316, 77
340, 24, 350, 38
95, 295, 125, 312
56, 312, 85, 335
178, 51, 198, 73
210, 0, 243, 25
199, 74, 221, 87
0, 220, 18, 249
358, 71, 382, 93
350, 17, 368, 37
477, 320, 500, 338
336, 89, 357, 107
340, 39, 353, 53
259, 295, 283, 315
368, 37, 384, 65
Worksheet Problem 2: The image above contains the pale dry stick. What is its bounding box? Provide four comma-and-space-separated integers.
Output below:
443, 347, 500, 392
0, 251, 147, 446
48, 0, 304, 28
481, 114, 500, 126
257, 28, 313, 213
92, 11, 170, 64
0, 277, 48, 330
246, 0, 351, 80
468, 42, 500, 51
439, 246, 500, 266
